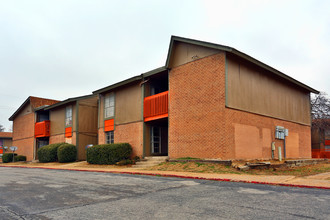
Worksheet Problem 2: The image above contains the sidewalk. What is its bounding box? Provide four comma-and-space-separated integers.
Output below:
1, 161, 329, 189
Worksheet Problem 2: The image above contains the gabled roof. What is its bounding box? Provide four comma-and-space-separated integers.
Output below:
44, 94, 96, 110
166, 36, 319, 94
9, 96, 60, 121
0, 132, 12, 139
93, 75, 142, 95
92, 67, 167, 95
143, 66, 167, 77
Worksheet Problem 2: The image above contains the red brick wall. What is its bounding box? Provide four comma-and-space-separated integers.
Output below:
49, 134, 65, 144
168, 53, 312, 160
224, 108, 311, 159
98, 127, 105, 144
114, 122, 143, 158
98, 122, 143, 157
169, 53, 227, 159
12, 113, 35, 161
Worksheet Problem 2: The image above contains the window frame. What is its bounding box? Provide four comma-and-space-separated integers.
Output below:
105, 131, 114, 144
104, 93, 115, 119
65, 105, 73, 127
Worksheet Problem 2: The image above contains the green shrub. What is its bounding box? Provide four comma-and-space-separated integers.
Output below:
14, 155, 27, 162
87, 143, 132, 165
2, 153, 17, 163
38, 143, 65, 163
57, 144, 77, 163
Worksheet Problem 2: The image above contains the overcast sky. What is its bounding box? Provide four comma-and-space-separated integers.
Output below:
1, 0, 329, 131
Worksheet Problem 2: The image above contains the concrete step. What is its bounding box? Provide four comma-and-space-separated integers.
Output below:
144, 156, 169, 161
133, 164, 159, 168
135, 161, 163, 166
132, 156, 168, 168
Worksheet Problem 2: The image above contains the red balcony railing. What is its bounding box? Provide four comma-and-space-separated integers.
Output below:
312, 149, 330, 159
35, 120, 50, 138
65, 127, 72, 138
144, 91, 168, 122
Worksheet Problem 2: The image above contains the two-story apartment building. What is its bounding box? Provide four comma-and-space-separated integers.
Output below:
9, 96, 60, 161
9, 36, 319, 161
94, 36, 318, 160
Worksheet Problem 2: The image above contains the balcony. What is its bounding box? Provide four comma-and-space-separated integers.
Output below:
65, 127, 72, 138
35, 120, 50, 138
144, 91, 168, 122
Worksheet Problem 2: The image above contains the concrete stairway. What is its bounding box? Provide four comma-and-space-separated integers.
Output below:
133, 156, 169, 169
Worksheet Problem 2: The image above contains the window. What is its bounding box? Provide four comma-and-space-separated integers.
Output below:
106, 131, 114, 144
65, 106, 72, 126
37, 139, 49, 149
104, 93, 115, 118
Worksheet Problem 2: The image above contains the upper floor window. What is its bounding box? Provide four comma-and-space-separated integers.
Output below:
65, 106, 72, 126
104, 93, 115, 118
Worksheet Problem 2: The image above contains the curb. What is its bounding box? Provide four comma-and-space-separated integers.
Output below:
1, 165, 329, 190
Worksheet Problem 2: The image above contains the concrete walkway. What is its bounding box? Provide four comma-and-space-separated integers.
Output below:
1, 161, 329, 189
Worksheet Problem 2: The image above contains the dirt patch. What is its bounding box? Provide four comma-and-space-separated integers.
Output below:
148, 161, 330, 177
148, 162, 241, 174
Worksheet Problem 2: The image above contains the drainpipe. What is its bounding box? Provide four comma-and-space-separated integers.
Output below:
141, 76, 146, 158
283, 136, 286, 159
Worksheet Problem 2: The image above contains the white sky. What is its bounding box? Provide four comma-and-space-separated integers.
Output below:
1, 0, 329, 131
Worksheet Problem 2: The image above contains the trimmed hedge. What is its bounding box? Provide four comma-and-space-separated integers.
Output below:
58, 144, 77, 163
38, 143, 65, 163
14, 155, 27, 162
87, 143, 132, 165
2, 153, 17, 163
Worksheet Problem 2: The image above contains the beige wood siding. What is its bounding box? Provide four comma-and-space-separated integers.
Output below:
227, 55, 311, 125
114, 83, 142, 125
168, 41, 220, 68
49, 108, 65, 135
49, 104, 76, 134
78, 96, 98, 160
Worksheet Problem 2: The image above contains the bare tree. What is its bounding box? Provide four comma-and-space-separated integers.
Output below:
311, 92, 330, 129
0, 124, 4, 132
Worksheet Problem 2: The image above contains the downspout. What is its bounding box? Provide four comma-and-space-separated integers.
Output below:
75, 101, 79, 159
283, 136, 286, 159
225, 52, 228, 107
141, 75, 146, 158
33, 111, 37, 160
167, 68, 170, 158
97, 94, 100, 144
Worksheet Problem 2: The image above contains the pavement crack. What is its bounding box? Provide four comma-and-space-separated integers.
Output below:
0, 206, 25, 220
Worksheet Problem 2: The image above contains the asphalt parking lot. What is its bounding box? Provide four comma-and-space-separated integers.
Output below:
0, 167, 329, 219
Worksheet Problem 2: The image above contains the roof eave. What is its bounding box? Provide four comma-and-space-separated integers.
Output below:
165, 35, 232, 68
45, 94, 96, 110
142, 66, 167, 78
93, 75, 143, 95
8, 97, 31, 121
